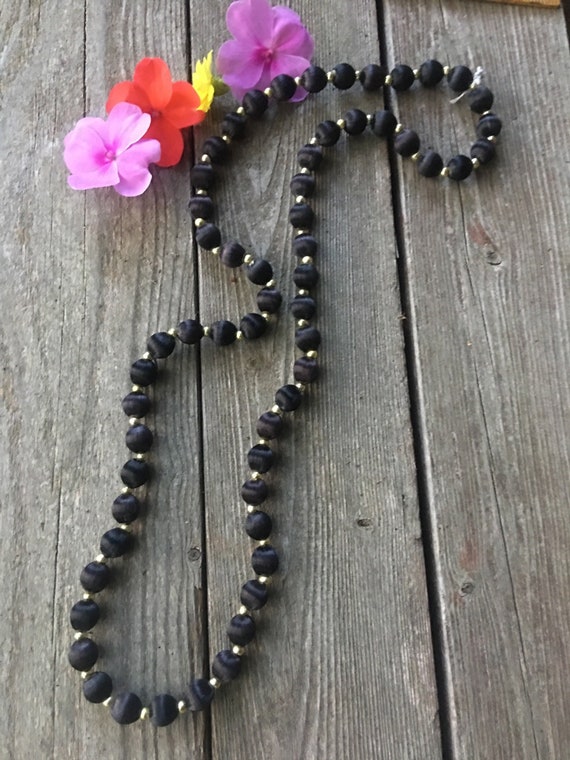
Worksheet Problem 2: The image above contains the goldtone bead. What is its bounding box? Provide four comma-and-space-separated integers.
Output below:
194, 217, 206, 228
354, 70, 361, 78
295, 382, 306, 391
440, 166, 451, 177
140, 707, 150, 720
295, 195, 305, 204
265, 279, 276, 289
482, 110, 491, 116
472, 157, 481, 169
298, 289, 309, 297
247, 504, 256, 514
297, 319, 309, 328
243, 253, 254, 265
487, 135, 497, 144
167, 327, 178, 337
258, 438, 268, 446
211, 246, 221, 255
263, 87, 273, 97
261, 312, 270, 321
300, 167, 311, 175
80, 671, 91, 679
119, 523, 132, 532
258, 539, 268, 547
235, 330, 244, 340
257, 575, 270, 585
326, 70, 335, 82
209, 677, 222, 689
384, 74, 392, 85
131, 385, 142, 393
309, 136, 318, 146
271, 405, 283, 415
301, 256, 313, 265
367, 113, 374, 125
250, 471, 261, 480
178, 700, 188, 714
294, 76, 302, 85
336, 118, 346, 129
306, 350, 318, 359
95, 554, 105, 564
134, 453, 145, 461
196, 189, 207, 196
82, 593, 92, 601
395, 123, 404, 134
411, 152, 421, 162
413, 68, 420, 78
222, 134, 232, 143
295, 229, 310, 236
443, 65, 451, 75
128, 416, 138, 426
203, 326, 210, 337
74, 631, 86, 641
103, 697, 113, 707
200, 154, 211, 163
239, 605, 248, 615
232, 645, 245, 656
236, 106, 245, 115
121, 486, 132, 495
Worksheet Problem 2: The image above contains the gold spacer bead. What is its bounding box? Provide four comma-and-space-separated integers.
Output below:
471, 157, 481, 169
336, 118, 346, 129
354, 70, 361, 79
257, 575, 270, 585
222, 134, 232, 143
309, 136, 318, 146
413, 68, 420, 79
167, 327, 178, 337
236, 106, 245, 116
119, 523, 132, 532
80, 671, 92, 680
209, 677, 222, 689
384, 74, 393, 86
135, 453, 145, 461
487, 135, 497, 144
300, 167, 311, 175
295, 228, 310, 237
367, 113, 374, 125
301, 256, 313, 265
236, 330, 244, 341
261, 312, 270, 321
443, 65, 451, 76
295, 195, 306, 204
142, 351, 151, 361
294, 76, 302, 86
82, 593, 92, 601
243, 253, 254, 265
250, 471, 261, 480
203, 325, 210, 337
95, 554, 105, 564
395, 123, 404, 134
232, 645, 245, 656
440, 166, 450, 178
103, 697, 113, 708
263, 87, 273, 97
258, 539, 268, 547
74, 632, 86, 641
211, 246, 221, 256
258, 438, 268, 446
238, 605, 248, 616
121, 486, 132, 495
178, 700, 188, 714
297, 319, 309, 328
298, 289, 309, 297
469, 81, 478, 90
306, 350, 318, 359
196, 189, 207, 196
140, 707, 150, 721
128, 416, 139, 426
271, 405, 283, 415
482, 110, 492, 116
194, 217, 206, 228
131, 385, 142, 393
295, 382, 306, 392
247, 504, 256, 514
411, 152, 421, 162
200, 154, 211, 163
326, 70, 335, 82
265, 279, 276, 289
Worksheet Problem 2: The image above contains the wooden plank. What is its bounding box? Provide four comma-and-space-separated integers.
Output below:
384, 1, 570, 758
190, 2, 441, 759
478, 0, 560, 8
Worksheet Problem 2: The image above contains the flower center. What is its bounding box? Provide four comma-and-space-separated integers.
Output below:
104, 150, 116, 162
151, 109, 161, 118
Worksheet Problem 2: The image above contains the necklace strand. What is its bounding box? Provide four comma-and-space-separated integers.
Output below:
68, 59, 501, 727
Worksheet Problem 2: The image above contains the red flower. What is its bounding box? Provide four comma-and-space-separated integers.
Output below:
106, 58, 205, 167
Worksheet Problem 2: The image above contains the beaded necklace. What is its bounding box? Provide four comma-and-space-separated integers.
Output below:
68, 59, 501, 727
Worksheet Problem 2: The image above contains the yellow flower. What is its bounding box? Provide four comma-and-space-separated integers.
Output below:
193, 51, 215, 112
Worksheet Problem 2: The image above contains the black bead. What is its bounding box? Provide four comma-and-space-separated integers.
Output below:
80, 561, 111, 593
418, 150, 444, 178
147, 331, 175, 359
126, 423, 153, 453
477, 113, 502, 138
358, 63, 386, 91
315, 120, 341, 147
70, 599, 100, 632
190, 163, 215, 190
177, 319, 204, 344
468, 86, 494, 114
100, 528, 133, 558
289, 203, 314, 229
227, 614, 256, 646
447, 155, 473, 181
221, 112, 247, 139
68, 638, 99, 671
297, 144, 323, 170
290, 295, 316, 319
130, 358, 157, 386
195, 222, 221, 250
210, 320, 237, 346
112, 493, 141, 524
220, 240, 245, 268
300, 65, 328, 93
111, 692, 143, 725
447, 65, 473, 92
256, 411, 283, 439
188, 195, 215, 220
293, 356, 319, 384
275, 384, 302, 412
371, 110, 397, 138
252, 545, 279, 575
418, 59, 444, 87
151, 694, 179, 727
83, 672, 113, 703
121, 391, 151, 418
240, 313, 267, 340
295, 326, 321, 351
241, 478, 268, 505
292, 234, 317, 258
242, 89, 269, 117
290, 173, 315, 198
212, 650, 241, 682
332, 63, 356, 89
343, 108, 368, 135
470, 138, 495, 165
257, 287, 282, 314
246, 259, 273, 285
202, 136, 230, 163
247, 444, 274, 473
293, 263, 319, 289
240, 579, 269, 610
390, 64, 415, 91
188, 678, 215, 711
120, 458, 150, 488
271, 73, 297, 101
394, 129, 420, 157
245, 510, 272, 540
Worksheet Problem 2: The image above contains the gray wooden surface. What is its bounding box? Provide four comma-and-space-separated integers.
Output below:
0, 1, 568, 759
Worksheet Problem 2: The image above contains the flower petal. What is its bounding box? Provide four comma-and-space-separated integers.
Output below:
132, 58, 173, 110
272, 16, 314, 59
105, 102, 152, 154
68, 160, 119, 190
64, 119, 109, 174
144, 118, 185, 167
216, 39, 264, 94
226, 0, 272, 45
164, 81, 202, 128
114, 138, 160, 196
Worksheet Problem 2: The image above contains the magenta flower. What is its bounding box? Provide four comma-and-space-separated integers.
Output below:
63, 102, 161, 197
216, 0, 314, 102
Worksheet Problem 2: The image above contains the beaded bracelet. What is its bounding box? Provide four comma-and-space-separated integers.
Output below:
68, 59, 501, 727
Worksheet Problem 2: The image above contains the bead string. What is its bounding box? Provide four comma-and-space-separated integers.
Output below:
69, 60, 501, 727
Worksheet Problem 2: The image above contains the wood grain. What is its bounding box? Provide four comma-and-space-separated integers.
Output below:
478, 0, 560, 8
384, 1, 570, 758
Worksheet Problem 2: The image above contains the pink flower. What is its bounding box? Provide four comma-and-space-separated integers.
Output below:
64, 102, 161, 196
216, 0, 314, 102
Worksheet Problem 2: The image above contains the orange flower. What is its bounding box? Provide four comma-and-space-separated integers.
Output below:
106, 58, 205, 167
